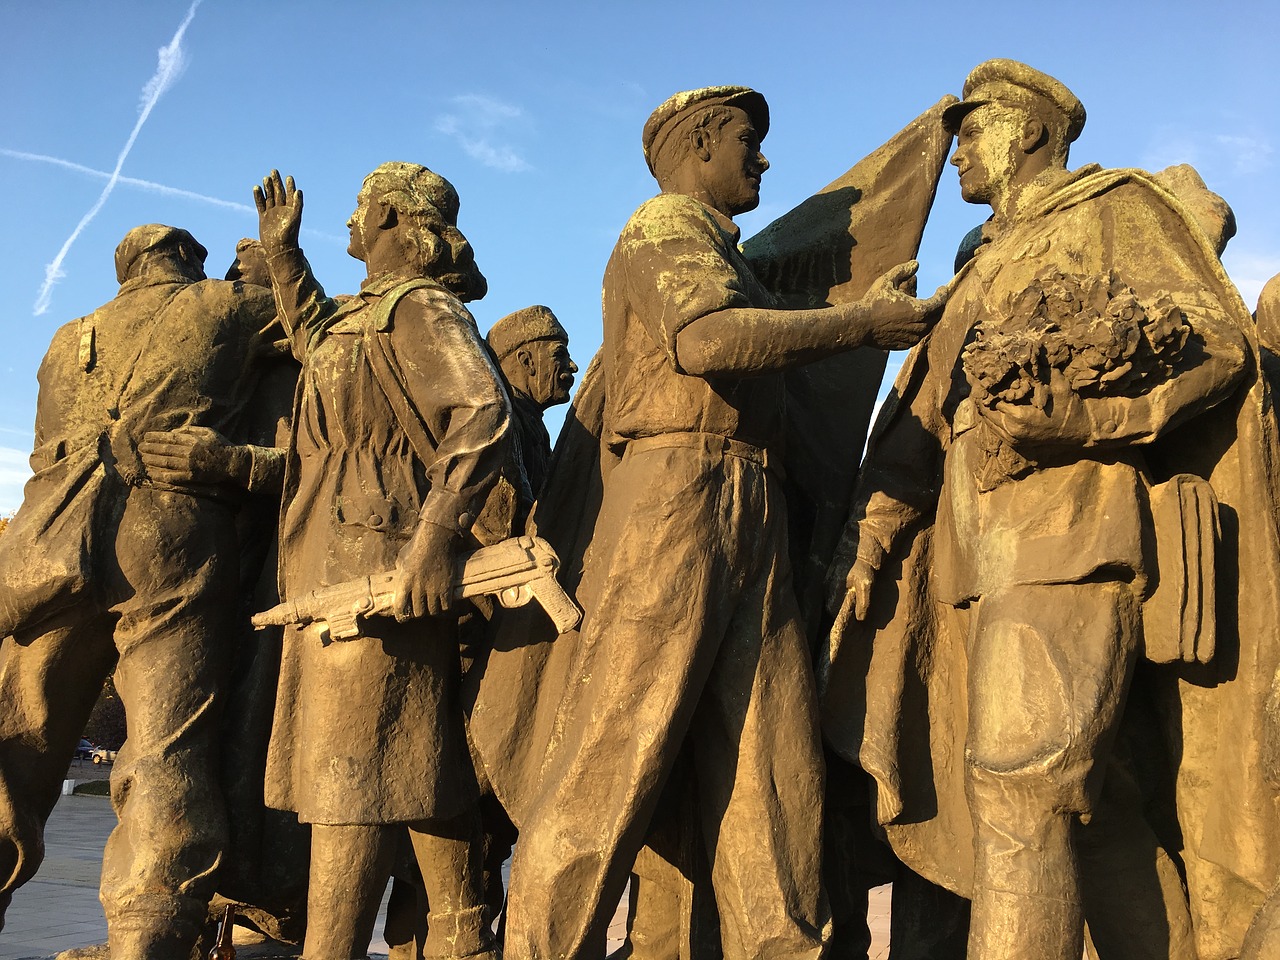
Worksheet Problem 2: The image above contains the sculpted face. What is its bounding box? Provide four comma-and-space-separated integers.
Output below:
345, 184, 486, 299
503, 336, 577, 409
950, 103, 1029, 207
346, 186, 375, 261
527, 338, 577, 408
225, 242, 270, 287
702, 107, 769, 216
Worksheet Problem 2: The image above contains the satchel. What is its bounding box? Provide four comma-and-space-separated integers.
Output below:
1142, 473, 1220, 664
0, 439, 114, 638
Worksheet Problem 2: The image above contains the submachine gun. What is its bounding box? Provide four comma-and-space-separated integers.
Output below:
251, 534, 581, 640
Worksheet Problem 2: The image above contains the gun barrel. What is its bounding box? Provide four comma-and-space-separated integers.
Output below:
250, 602, 298, 629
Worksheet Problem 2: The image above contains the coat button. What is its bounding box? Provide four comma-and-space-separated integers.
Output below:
368, 514, 385, 528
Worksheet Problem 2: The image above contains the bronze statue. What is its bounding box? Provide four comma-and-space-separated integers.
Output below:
225, 236, 273, 289
200, 238, 312, 945
486, 305, 577, 496
488, 85, 945, 960
823, 59, 1280, 959
0, 224, 276, 957
615, 96, 963, 960
254, 164, 505, 960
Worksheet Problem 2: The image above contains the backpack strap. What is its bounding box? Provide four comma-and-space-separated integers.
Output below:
361, 278, 443, 471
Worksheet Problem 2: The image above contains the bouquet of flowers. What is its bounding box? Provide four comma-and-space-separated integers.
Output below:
963, 269, 1191, 409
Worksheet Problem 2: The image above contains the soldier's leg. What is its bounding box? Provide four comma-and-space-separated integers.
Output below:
0, 618, 116, 928
1241, 881, 1280, 959
692, 508, 829, 960
385, 831, 429, 960
100, 489, 238, 959
464, 731, 515, 941
1076, 742, 1195, 958
625, 849, 686, 960
304, 822, 396, 960
824, 753, 897, 960
408, 810, 497, 960
887, 866, 970, 960
964, 581, 1139, 960
503, 446, 747, 960
624, 768, 722, 960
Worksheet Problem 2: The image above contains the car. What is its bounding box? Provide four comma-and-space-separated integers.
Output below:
90, 746, 117, 764
75, 738, 94, 761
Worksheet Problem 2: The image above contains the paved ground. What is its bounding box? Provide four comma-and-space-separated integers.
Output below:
2, 790, 891, 959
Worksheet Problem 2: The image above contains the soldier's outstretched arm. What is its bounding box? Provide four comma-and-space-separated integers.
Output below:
674, 261, 947, 377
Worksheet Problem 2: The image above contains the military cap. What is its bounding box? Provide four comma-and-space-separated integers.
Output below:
114, 224, 207, 284
942, 59, 1086, 144
487, 305, 569, 359
642, 85, 770, 175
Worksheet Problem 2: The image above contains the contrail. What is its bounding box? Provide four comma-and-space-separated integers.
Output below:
33, 0, 204, 316
2, 148, 345, 246
2, 148, 253, 213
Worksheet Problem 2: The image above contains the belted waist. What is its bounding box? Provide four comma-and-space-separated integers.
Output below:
623, 432, 782, 478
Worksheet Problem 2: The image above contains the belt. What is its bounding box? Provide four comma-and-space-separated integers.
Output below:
623, 432, 781, 476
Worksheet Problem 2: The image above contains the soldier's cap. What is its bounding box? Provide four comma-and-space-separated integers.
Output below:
942, 59, 1086, 144
642, 85, 769, 175
487, 305, 569, 359
115, 224, 207, 284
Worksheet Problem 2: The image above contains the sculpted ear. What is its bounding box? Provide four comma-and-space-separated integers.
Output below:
517, 345, 537, 376
1020, 118, 1049, 154
691, 126, 714, 163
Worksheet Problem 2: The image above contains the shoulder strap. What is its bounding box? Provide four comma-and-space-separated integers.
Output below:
362, 279, 442, 470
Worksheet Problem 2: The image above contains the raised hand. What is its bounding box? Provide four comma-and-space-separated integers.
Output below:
856, 260, 949, 350
254, 169, 303, 253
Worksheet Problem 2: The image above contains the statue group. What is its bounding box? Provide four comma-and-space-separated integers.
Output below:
1, 59, 1278, 960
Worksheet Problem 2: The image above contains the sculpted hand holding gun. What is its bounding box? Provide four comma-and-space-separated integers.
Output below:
252, 535, 582, 639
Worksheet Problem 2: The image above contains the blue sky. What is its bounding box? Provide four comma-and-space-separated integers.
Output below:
2, 0, 1278, 511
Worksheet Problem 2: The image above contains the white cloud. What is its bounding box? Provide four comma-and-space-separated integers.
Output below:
435, 94, 532, 173
1214, 134, 1274, 176
1142, 127, 1273, 179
